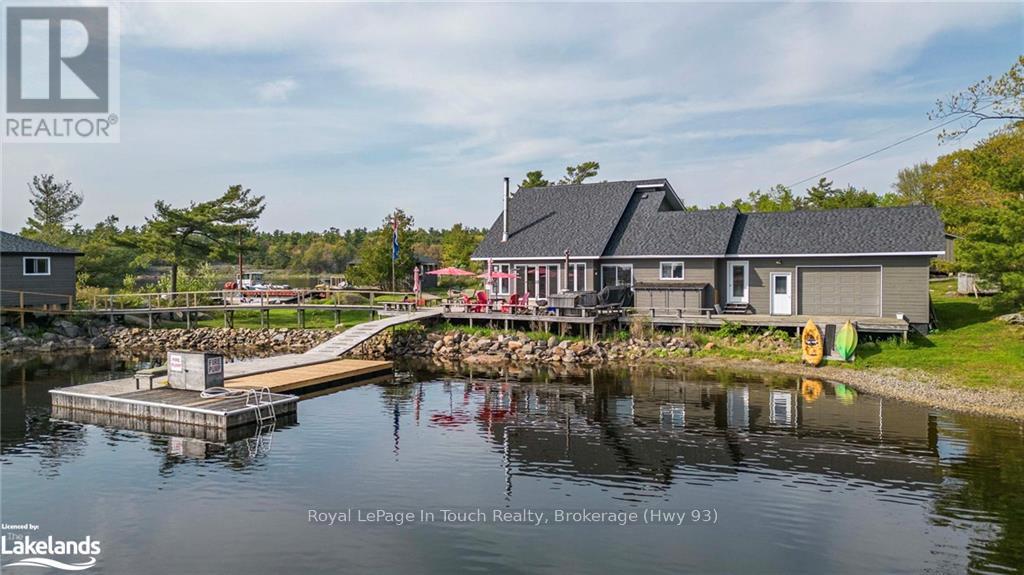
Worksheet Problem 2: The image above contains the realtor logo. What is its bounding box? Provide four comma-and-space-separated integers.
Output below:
3, 4, 119, 142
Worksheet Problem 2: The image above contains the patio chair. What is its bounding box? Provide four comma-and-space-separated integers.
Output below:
501, 293, 520, 313
472, 290, 489, 313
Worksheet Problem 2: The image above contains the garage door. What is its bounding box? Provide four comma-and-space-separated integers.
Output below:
798, 267, 880, 316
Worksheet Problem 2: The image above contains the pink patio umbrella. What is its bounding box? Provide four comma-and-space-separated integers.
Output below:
427, 267, 478, 277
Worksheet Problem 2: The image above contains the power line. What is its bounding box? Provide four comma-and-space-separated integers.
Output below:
786, 107, 988, 189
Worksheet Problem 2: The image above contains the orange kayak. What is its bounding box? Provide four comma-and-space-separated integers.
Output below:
801, 319, 824, 366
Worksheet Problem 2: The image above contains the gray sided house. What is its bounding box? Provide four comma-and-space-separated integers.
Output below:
1, 231, 82, 309
471, 179, 946, 333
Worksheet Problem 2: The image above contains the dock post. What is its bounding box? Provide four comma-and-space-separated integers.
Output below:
186, 311, 192, 330
297, 309, 306, 329
148, 313, 153, 329
224, 310, 234, 328
333, 309, 341, 325
19, 292, 25, 329
590, 323, 595, 343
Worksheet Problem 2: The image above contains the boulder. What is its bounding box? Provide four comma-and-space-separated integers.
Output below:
6, 336, 36, 349
89, 335, 111, 349
997, 312, 1024, 325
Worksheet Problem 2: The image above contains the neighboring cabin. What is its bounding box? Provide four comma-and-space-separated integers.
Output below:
471, 179, 947, 333
1, 231, 82, 309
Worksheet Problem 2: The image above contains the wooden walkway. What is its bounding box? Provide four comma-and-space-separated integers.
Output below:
308, 308, 442, 355
225, 359, 392, 393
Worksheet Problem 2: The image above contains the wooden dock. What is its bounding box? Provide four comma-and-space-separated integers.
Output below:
46, 309, 438, 433
225, 358, 393, 393
50, 378, 299, 430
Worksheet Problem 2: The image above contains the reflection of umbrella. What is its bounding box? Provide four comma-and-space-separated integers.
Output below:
430, 385, 471, 428
427, 267, 477, 276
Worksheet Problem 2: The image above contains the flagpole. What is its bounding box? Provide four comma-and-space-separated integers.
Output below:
391, 209, 397, 292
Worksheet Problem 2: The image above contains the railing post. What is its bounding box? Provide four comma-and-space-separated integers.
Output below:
19, 292, 25, 329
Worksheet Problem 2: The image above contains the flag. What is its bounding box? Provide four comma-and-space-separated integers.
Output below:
391, 213, 400, 261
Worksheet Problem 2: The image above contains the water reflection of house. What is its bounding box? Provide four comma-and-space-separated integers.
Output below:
477, 375, 940, 489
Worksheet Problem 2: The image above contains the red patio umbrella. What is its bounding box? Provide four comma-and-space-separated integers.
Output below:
478, 271, 518, 279
427, 267, 477, 277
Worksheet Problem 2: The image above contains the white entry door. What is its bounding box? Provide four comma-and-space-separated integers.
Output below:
770, 272, 792, 315
726, 261, 748, 304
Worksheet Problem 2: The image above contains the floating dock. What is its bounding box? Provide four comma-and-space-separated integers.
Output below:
50, 357, 393, 430
49, 310, 435, 432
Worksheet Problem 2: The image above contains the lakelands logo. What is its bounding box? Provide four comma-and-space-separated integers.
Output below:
3, 3, 120, 142
1, 535, 101, 571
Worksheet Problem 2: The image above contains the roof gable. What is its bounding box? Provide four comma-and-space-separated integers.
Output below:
603, 191, 737, 256
472, 179, 671, 259
0, 231, 81, 255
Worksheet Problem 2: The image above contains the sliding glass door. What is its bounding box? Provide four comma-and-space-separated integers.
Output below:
513, 264, 560, 298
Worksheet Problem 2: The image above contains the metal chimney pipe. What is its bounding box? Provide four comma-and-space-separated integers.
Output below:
501, 177, 510, 242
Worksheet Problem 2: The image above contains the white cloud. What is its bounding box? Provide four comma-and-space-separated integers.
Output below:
2, 3, 1020, 231
255, 77, 298, 103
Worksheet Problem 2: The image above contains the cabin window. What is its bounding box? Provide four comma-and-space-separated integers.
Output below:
491, 263, 511, 295
659, 261, 685, 280
23, 257, 50, 276
566, 263, 586, 291
600, 264, 632, 289
514, 264, 559, 298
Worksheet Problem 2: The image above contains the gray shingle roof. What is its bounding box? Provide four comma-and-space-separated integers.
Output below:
472, 179, 671, 259
725, 205, 947, 255
0, 231, 81, 255
472, 179, 947, 259
603, 190, 738, 256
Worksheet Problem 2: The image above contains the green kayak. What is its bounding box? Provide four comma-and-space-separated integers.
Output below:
835, 320, 858, 361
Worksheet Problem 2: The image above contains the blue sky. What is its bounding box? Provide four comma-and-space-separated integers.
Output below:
2, 2, 1022, 232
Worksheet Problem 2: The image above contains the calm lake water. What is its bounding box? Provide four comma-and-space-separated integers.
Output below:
2, 352, 1022, 574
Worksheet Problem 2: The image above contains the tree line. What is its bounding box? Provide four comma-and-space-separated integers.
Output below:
16, 57, 1022, 305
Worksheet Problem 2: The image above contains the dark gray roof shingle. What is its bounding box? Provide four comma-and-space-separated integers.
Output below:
472, 179, 947, 259
0, 231, 81, 255
725, 206, 947, 255
472, 179, 671, 259
603, 190, 738, 256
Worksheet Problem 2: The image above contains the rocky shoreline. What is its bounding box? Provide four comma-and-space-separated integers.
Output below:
3, 321, 1022, 420
1, 321, 334, 355
351, 327, 792, 364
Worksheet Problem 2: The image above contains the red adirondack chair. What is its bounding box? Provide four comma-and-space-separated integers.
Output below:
472, 290, 489, 312
501, 293, 519, 313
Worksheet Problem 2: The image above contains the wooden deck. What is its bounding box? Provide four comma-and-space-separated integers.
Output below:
631, 311, 911, 334
225, 359, 393, 393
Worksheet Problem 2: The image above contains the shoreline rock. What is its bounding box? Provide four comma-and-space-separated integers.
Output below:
5, 321, 1021, 420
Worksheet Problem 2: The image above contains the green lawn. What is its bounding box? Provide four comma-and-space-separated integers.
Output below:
849, 279, 1024, 389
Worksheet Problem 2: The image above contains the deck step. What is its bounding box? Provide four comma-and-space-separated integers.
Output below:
722, 303, 752, 314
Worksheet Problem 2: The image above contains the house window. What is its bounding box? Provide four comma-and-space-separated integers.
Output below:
514, 264, 559, 298
659, 261, 685, 280
600, 264, 632, 289
491, 263, 511, 295
566, 263, 586, 291
23, 257, 50, 276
